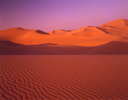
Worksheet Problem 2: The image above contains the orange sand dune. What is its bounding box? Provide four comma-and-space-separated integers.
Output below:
48, 29, 70, 35
0, 27, 49, 43
98, 19, 128, 36
0, 19, 128, 47
71, 26, 105, 37
0, 55, 128, 99
0, 28, 123, 46
49, 26, 105, 37
0, 27, 32, 41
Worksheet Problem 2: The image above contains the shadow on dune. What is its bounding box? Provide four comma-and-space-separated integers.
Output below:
0, 41, 128, 55
88, 41, 128, 54
35, 30, 49, 35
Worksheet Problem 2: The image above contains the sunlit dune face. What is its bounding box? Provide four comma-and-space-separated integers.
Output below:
0, 19, 128, 47
0, 28, 32, 41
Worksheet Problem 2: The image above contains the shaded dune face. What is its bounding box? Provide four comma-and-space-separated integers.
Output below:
35, 30, 49, 35
88, 41, 128, 54
0, 41, 128, 55
0, 55, 128, 100
124, 19, 128, 26
0, 41, 23, 46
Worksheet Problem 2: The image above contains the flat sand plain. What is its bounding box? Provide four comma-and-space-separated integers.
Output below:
0, 55, 128, 100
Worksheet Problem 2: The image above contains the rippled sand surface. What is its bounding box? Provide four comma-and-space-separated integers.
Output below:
0, 55, 128, 100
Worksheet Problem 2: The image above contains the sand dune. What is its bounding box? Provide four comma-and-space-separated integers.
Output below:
0, 27, 49, 45
1, 41, 128, 54
0, 28, 122, 46
88, 41, 128, 54
0, 27, 31, 41
0, 55, 128, 99
48, 29, 71, 35
49, 26, 105, 37
72, 26, 105, 37
0, 19, 128, 54
98, 19, 128, 36
0, 19, 128, 47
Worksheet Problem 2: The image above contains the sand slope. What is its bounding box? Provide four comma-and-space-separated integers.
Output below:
98, 19, 128, 36
0, 41, 128, 54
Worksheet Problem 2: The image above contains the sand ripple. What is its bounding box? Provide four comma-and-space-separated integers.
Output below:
0, 55, 128, 100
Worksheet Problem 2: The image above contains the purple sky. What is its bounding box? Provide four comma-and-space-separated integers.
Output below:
0, 0, 128, 32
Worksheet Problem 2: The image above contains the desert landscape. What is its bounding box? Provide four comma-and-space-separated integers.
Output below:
0, 19, 128, 99
0, 19, 128, 55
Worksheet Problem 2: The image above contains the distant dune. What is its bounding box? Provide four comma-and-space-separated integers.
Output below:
0, 19, 128, 54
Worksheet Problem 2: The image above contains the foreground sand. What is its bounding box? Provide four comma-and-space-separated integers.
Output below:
0, 55, 128, 100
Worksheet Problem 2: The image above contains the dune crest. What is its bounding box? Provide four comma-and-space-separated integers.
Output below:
98, 19, 128, 36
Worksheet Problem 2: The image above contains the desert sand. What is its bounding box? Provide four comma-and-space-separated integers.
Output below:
0, 19, 128, 99
0, 55, 128, 100
0, 19, 128, 47
0, 41, 128, 55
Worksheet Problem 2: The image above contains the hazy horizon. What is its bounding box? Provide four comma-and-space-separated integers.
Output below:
0, 0, 128, 32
